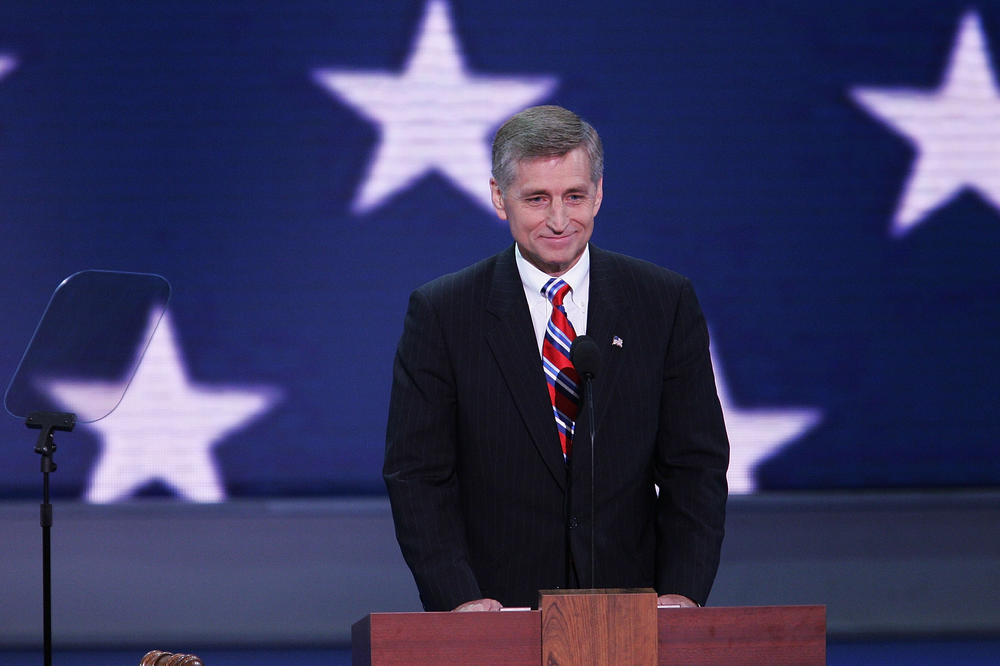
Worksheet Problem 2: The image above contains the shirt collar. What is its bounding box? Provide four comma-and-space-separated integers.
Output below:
515, 244, 591, 299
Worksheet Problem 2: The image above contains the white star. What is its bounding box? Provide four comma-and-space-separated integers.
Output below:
712, 347, 822, 495
851, 11, 1000, 236
312, 0, 556, 214
45, 311, 281, 503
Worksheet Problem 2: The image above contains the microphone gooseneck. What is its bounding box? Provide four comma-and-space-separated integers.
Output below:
570, 335, 600, 588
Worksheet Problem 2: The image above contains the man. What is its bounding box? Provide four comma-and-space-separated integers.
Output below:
384, 105, 729, 612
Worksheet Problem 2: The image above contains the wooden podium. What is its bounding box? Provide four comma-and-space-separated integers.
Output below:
352, 590, 826, 665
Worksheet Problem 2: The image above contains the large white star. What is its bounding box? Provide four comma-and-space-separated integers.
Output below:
312, 0, 556, 214
45, 311, 281, 503
851, 11, 1000, 236
712, 347, 822, 495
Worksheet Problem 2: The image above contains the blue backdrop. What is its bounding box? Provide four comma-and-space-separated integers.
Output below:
0, 0, 997, 500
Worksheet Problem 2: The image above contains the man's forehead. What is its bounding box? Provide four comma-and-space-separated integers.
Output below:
516, 147, 588, 170
514, 178, 595, 195
511, 149, 595, 187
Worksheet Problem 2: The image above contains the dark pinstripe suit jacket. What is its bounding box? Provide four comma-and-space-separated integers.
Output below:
384, 244, 729, 611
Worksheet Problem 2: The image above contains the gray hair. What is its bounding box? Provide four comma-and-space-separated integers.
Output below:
491, 105, 603, 191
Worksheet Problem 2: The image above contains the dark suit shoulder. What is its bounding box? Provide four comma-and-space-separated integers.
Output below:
412, 246, 510, 304
589, 245, 695, 311
591, 245, 688, 284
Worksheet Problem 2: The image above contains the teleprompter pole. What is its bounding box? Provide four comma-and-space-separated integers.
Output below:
27, 411, 76, 666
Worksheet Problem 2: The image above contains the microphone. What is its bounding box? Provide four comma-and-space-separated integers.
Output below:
570, 335, 600, 589
570, 335, 600, 379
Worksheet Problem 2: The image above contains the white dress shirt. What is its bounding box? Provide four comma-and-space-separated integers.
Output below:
515, 244, 590, 356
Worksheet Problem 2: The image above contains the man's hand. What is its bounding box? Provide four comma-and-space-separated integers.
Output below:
453, 598, 503, 612
657, 594, 698, 608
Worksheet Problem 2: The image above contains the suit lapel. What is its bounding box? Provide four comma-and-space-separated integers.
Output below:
584, 246, 625, 437
485, 247, 568, 489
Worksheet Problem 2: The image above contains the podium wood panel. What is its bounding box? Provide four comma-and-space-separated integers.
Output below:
541, 589, 657, 665
352, 610, 540, 665
353, 604, 825, 665
658, 605, 826, 665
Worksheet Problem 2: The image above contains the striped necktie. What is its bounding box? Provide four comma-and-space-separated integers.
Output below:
542, 278, 580, 458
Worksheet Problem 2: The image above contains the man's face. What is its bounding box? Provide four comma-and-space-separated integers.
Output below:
491, 146, 603, 277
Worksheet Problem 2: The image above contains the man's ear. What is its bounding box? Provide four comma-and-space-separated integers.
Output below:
592, 177, 604, 216
490, 178, 508, 221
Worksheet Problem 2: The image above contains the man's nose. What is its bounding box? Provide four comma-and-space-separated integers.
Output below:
547, 200, 570, 231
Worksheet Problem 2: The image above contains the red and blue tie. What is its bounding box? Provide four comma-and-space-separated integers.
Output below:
542, 278, 580, 458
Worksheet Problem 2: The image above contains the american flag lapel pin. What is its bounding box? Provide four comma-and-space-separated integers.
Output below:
612, 336, 623, 348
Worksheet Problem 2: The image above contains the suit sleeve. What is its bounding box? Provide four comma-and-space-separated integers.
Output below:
653, 278, 729, 606
383, 288, 483, 611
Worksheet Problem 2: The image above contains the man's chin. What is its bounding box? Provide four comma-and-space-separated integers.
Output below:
518, 242, 586, 276
538, 253, 582, 276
